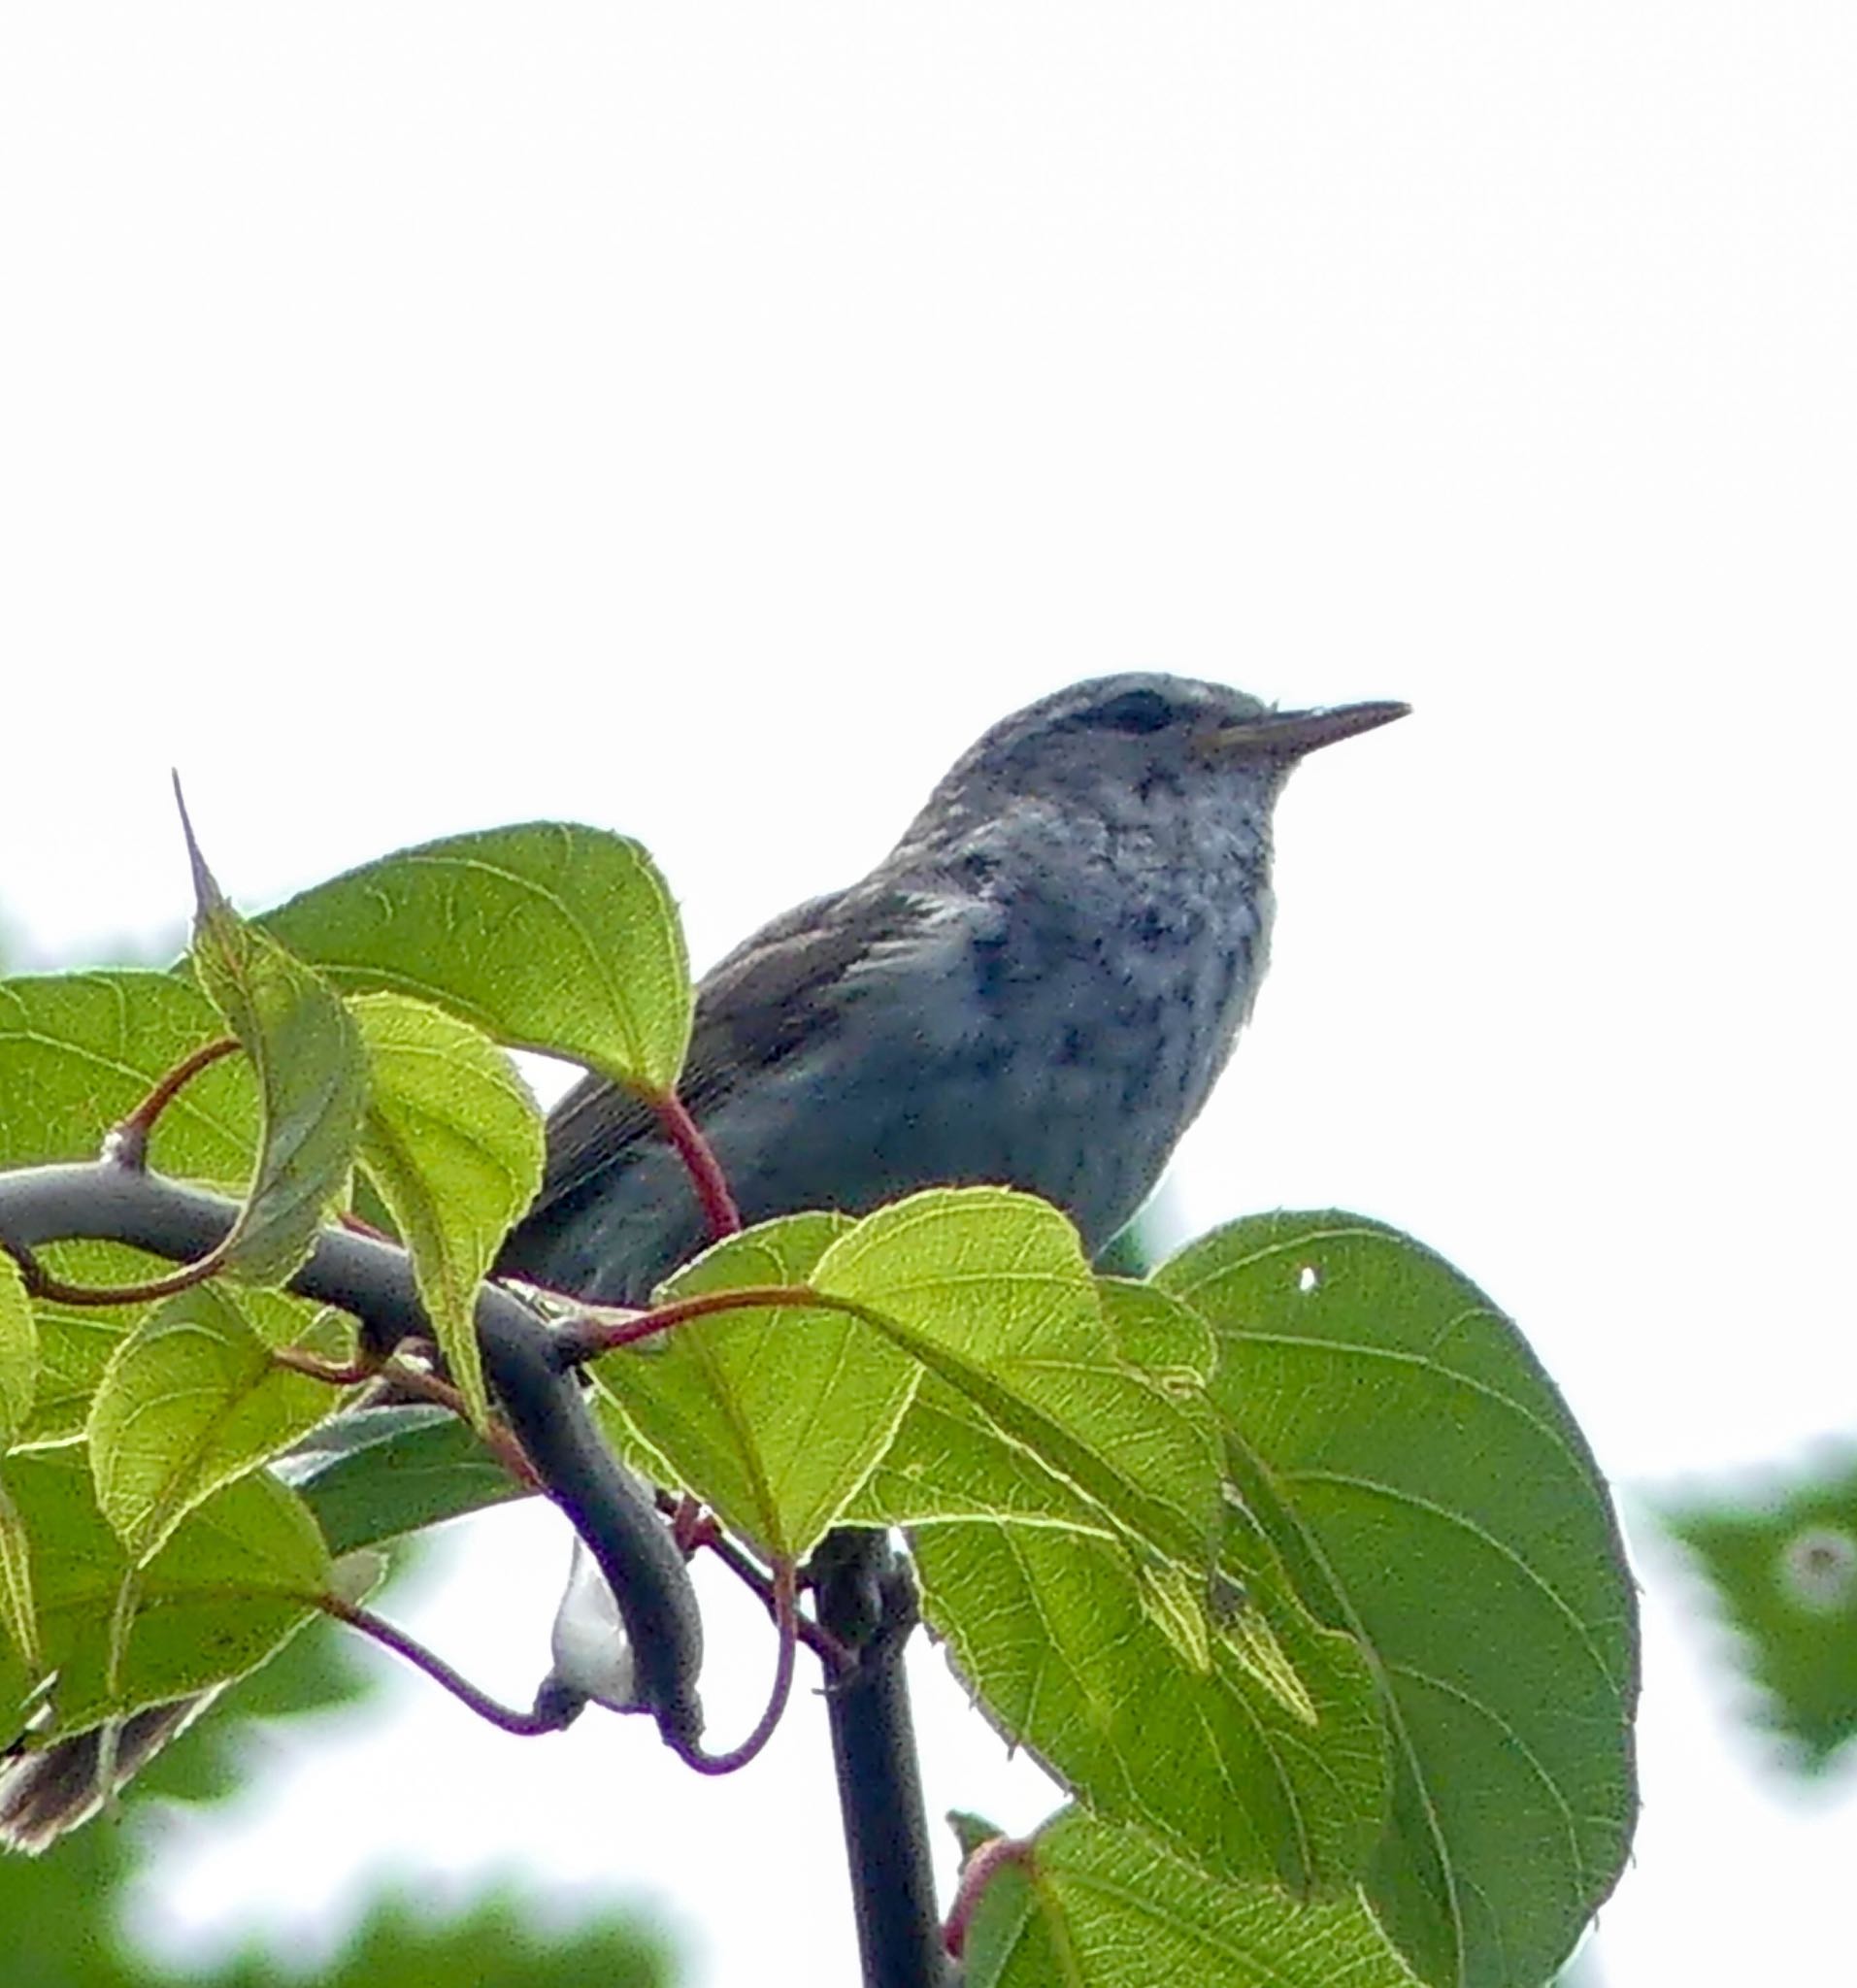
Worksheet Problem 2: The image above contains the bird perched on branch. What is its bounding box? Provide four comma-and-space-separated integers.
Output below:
496, 674, 1407, 1300
0, 672, 1404, 1853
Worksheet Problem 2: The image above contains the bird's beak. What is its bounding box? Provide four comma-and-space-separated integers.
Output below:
1208, 700, 1410, 759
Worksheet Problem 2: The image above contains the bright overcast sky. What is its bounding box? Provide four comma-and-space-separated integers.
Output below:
3, 6, 1854, 1984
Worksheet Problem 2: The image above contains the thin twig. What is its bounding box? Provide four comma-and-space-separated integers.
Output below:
269, 1346, 381, 1389
320, 1594, 580, 1737
0, 1160, 706, 1749
107, 1036, 242, 1171
670, 1561, 798, 1775
650, 1088, 742, 1241
649, 1488, 855, 1674
271, 1345, 542, 1490
554, 1282, 879, 1364
13, 1238, 231, 1308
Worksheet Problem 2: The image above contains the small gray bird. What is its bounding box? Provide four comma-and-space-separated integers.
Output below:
0, 672, 1403, 1852
497, 674, 1407, 1301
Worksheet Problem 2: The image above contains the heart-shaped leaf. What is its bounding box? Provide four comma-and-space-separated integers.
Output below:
589, 1210, 920, 1560
262, 823, 691, 1092
813, 1190, 1221, 1565
846, 1264, 1384, 1894
1158, 1213, 1639, 1988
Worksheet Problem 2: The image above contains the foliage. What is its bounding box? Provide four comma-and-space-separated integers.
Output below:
0, 818, 1640, 1988
0, 1605, 675, 1988
1659, 1456, 1857, 1770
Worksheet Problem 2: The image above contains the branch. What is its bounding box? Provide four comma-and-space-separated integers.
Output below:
0, 1159, 705, 1751
811, 1531, 947, 1988
321, 1594, 583, 1738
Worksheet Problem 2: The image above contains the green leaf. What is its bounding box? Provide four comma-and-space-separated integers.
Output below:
282, 1405, 530, 1556
184, 826, 368, 1286
0, 1476, 39, 1673
0, 970, 255, 1181
0, 969, 265, 1441
847, 1369, 1106, 1532
962, 1808, 1426, 1988
349, 993, 545, 1431
0, 1251, 36, 1451
261, 823, 692, 1092
846, 1259, 1216, 1537
1659, 1457, 1857, 1770
911, 1507, 1387, 1896
0, 1598, 677, 1985
1096, 1275, 1217, 1386
1, 1448, 331, 1739
7, 1244, 182, 1453
589, 1210, 921, 1560
813, 1190, 1221, 1565
87, 1285, 351, 1563
1157, 1213, 1639, 1988
834, 1219, 1382, 1891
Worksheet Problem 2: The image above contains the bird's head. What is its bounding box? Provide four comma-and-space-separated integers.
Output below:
906, 674, 1409, 850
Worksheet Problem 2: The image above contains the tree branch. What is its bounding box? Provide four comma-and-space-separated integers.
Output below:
811, 1530, 947, 1988
0, 1159, 705, 1750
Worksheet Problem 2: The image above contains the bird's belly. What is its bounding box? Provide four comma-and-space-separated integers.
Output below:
528, 922, 1258, 1304
713, 980, 1227, 1258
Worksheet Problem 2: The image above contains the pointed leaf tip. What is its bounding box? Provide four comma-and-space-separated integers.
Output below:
171, 773, 223, 920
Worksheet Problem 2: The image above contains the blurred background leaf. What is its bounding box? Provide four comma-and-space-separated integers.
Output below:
1658, 1456, 1857, 1773
2, 1560, 679, 1988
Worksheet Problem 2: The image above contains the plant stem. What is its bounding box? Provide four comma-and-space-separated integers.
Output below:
811, 1531, 947, 1988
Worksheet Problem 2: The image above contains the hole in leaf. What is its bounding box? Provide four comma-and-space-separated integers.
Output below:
1297, 1265, 1321, 1295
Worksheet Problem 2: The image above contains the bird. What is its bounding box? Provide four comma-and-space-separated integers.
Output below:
0, 672, 1405, 1851
495, 675, 1407, 1301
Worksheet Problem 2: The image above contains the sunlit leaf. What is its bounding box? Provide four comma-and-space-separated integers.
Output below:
0, 1478, 39, 1675
262, 823, 691, 1092
87, 1285, 351, 1563
0, 972, 262, 1443
813, 1189, 1220, 1564
350, 993, 545, 1430
0, 1252, 35, 1452
962, 1807, 1425, 1988
912, 1506, 1387, 1896
845, 1260, 1383, 1894
589, 1210, 921, 1561
0, 971, 255, 1182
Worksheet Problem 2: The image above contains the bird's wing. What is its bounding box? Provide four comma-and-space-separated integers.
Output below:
500, 881, 942, 1255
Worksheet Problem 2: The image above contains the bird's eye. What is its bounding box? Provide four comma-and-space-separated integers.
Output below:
1076, 688, 1175, 735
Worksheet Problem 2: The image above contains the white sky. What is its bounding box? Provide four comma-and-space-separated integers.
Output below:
2, 4, 1854, 1983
